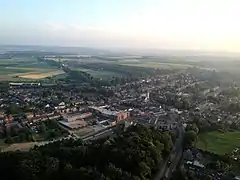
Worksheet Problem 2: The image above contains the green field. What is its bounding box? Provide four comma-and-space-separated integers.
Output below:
0, 56, 193, 81
75, 68, 123, 79
0, 57, 61, 80
120, 61, 193, 69
196, 131, 240, 155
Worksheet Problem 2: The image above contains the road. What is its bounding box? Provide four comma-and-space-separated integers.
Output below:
153, 124, 185, 180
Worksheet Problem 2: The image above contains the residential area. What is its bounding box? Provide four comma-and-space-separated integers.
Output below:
0, 67, 240, 179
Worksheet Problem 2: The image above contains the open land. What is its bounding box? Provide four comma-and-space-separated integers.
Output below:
1, 142, 36, 152
120, 61, 193, 69
18, 70, 65, 79
196, 131, 240, 155
1, 52, 240, 82
0, 57, 64, 80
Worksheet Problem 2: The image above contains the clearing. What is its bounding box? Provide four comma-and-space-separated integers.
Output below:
196, 131, 240, 155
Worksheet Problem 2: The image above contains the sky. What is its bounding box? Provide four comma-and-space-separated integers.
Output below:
0, 0, 240, 52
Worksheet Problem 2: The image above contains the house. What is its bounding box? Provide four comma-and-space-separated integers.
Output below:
185, 160, 205, 170
54, 102, 66, 110
4, 114, 13, 123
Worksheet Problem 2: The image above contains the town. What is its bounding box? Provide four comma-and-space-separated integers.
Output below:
0, 66, 240, 179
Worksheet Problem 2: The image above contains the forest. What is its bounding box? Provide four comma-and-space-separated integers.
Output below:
0, 124, 173, 180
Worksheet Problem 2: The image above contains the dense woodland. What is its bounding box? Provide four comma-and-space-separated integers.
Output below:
0, 124, 173, 180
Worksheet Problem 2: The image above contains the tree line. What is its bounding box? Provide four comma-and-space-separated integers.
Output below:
0, 124, 173, 180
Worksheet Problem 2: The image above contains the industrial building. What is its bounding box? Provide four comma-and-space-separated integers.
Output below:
63, 112, 92, 122
58, 112, 92, 130
59, 120, 88, 130
89, 106, 130, 122
9, 82, 41, 88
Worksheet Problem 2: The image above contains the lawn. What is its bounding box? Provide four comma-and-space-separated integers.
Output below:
196, 131, 240, 155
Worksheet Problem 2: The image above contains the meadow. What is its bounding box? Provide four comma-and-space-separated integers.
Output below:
196, 131, 240, 155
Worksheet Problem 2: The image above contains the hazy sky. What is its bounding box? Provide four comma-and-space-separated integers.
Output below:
1, 0, 240, 52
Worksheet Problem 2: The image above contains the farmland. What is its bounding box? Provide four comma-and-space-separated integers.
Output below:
18, 70, 65, 79
75, 68, 123, 79
0, 57, 64, 80
0, 53, 204, 82
196, 131, 240, 155
120, 61, 193, 69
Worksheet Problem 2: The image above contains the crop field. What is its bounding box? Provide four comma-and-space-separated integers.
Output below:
0, 55, 195, 81
18, 70, 65, 79
120, 61, 193, 69
75, 68, 123, 79
196, 131, 240, 155
0, 57, 62, 80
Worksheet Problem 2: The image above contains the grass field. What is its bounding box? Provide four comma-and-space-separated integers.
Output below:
196, 131, 240, 155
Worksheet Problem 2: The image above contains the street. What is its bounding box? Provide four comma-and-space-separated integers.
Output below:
153, 124, 185, 180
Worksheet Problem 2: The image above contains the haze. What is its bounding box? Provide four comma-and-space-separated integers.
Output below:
1, 0, 240, 52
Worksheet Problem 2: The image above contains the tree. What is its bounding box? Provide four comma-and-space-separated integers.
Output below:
5, 136, 14, 144
0, 124, 173, 180
5, 104, 22, 115
39, 123, 47, 134
139, 162, 151, 178
105, 163, 123, 179
171, 168, 186, 180
10, 126, 19, 136
186, 123, 199, 134
183, 131, 197, 147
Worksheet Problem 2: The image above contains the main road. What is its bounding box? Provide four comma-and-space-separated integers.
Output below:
153, 124, 185, 180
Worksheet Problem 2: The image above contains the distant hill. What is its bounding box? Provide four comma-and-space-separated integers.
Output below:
0, 45, 115, 56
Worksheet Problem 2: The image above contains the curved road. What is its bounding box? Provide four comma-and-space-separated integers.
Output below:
153, 125, 184, 180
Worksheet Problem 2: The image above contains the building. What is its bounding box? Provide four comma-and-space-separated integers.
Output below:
89, 106, 130, 122
59, 120, 88, 130
4, 114, 13, 123
63, 112, 92, 122
9, 82, 41, 88
59, 112, 91, 130
185, 160, 205, 170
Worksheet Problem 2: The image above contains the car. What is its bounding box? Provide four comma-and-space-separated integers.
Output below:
167, 160, 172, 165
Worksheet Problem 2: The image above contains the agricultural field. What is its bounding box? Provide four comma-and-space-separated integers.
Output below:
0, 57, 63, 80
0, 54, 196, 81
119, 61, 193, 69
75, 68, 123, 79
196, 131, 240, 155
18, 70, 65, 79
